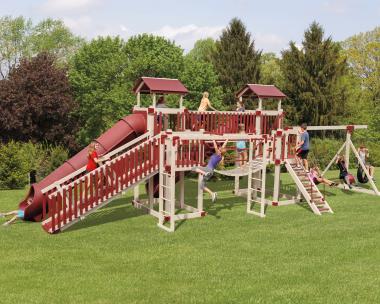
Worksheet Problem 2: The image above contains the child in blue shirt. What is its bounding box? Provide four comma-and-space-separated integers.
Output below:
192, 139, 228, 202
236, 124, 247, 167
0, 199, 32, 226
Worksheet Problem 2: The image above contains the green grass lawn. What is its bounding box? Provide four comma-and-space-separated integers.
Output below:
1, 170, 380, 304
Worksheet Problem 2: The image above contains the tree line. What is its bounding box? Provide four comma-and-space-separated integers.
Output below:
0, 15, 379, 152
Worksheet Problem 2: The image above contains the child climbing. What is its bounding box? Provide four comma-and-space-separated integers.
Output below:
236, 124, 247, 167
296, 123, 310, 171
336, 155, 355, 189
0, 199, 32, 226
192, 139, 228, 202
309, 166, 337, 187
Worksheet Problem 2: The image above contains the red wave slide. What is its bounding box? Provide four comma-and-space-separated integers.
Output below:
19, 112, 147, 222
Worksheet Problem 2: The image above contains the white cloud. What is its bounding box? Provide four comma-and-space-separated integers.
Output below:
323, 0, 348, 14
40, 0, 103, 13
63, 16, 93, 33
152, 24, 223, 51
254, 32, 285, 53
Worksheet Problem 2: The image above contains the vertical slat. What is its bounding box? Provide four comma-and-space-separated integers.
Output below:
79, 179, 83, 215
84, 176, 89, 211
74, 182, 78, 217
68, 184, 73, 221
62, 188, 67, 225
57, 193, 62, 230
50, 195, 55, 232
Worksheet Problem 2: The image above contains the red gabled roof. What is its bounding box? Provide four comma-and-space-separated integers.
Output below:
236, 84, 286, 99
133, 77, 188, 95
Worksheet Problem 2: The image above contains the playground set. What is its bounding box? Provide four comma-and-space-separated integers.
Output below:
16, 77, 379, 233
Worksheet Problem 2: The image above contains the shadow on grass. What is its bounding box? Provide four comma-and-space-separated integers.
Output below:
64, 197, 145, 233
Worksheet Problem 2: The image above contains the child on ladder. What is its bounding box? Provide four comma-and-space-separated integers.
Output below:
192, 139, 228, 202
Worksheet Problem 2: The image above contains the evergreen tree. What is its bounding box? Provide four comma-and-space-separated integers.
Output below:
280, 22, 347, 126
213, 18, 261, 108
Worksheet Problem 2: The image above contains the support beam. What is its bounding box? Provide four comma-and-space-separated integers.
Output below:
349, 141, 380, 195
197, 174, 204, 212
345, 131, 351, 171
321, 142, 346, 176
179, 171, 185, 209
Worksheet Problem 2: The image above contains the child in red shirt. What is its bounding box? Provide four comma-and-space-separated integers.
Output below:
86, 142, 99, 172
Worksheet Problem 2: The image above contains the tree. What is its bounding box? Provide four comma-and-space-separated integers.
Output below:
260, 52, 285, 88
342, 27, 380, 101
280, 22, 347, 126
0, 52, 78, 150
69, 36, 132, 146
29, 18, 83, 64
124, 34, 184, 81
187, 38, 216, 63
0, 16, 82, 79
181, 55, 224, 110
0, 16, 32, 78
213, 18, 261, 108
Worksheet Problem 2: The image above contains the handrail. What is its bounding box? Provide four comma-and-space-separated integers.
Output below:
46, 133, 161, 198
41, 132, 151, 194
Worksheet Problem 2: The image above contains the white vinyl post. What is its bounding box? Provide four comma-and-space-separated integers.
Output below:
179, 171, 185, 209
169, 139, 176, 231
260, 141, 267, 217
179, 95, 184, 109
255, 98, 263, 135
137, 92, 141, 107
246, 140, 254, 213
148, 177, 154, 209
321, 142, 346, 176
134, 184, 139, 201
273, 133, 282, 204
234, 176, 240, 195
158, 137, 165, 226
345, 130, 351, 169
197, 174, 204, 212
152, 93, 157, 107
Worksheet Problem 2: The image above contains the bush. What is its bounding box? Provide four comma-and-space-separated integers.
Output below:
0, 141, 30, 189
0, 141, 68, 189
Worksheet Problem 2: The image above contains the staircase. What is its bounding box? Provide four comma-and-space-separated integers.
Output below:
41, 135, 160, 233
285, 160, 333, 215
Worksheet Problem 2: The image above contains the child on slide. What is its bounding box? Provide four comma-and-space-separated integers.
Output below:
309, 166, 337, 187
0, 199, 32, 226
236, 124, 247, 167
192, 139, 228, 202
336, 155, 355, 189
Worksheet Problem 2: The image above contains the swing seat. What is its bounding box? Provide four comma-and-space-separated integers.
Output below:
357, 166, 369, 184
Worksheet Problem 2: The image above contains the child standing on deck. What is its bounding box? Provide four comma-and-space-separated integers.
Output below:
236, 124, 247, 167
192, 140, 228, 202
296, 123, 310, 171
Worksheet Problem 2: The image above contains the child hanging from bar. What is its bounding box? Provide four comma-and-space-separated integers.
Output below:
236, 124, 247, 167
0, 198, 33, 226
192, 139, 228, 202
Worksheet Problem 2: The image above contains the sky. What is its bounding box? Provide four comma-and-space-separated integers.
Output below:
2, 0, 380, 53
